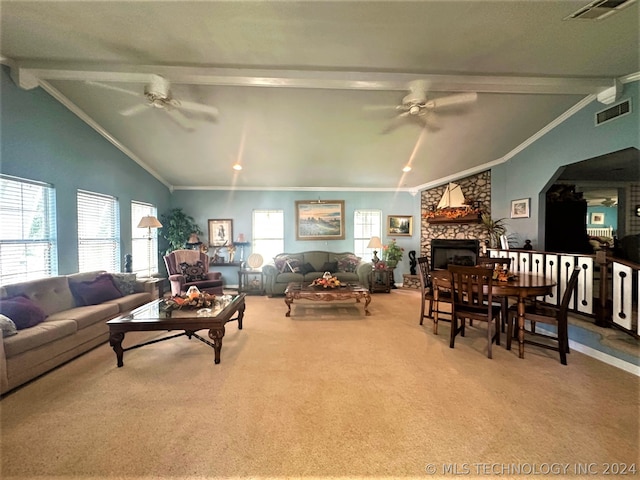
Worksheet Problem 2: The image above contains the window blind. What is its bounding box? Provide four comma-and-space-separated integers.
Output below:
77, 190, 120, 273
354, 210, 381, 260
0, 175, 57, 284
131, 201, 159, 276
252, 210, 284, 261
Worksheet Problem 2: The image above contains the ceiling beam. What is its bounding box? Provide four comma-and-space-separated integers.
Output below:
11, 60, 615, 95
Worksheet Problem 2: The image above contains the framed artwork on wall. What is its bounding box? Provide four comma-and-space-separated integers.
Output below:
295, 200, 345, 240
510, 198, 530, 218
387, 215, 413, 236
591, 213, 605, 225
208, 219, 233, 246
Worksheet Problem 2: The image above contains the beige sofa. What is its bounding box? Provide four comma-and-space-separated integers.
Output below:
263, 251, 372, 296
0, 271, 154, 395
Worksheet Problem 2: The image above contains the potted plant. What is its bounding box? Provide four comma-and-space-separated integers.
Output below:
159, 208, 203, 255
382, 239, 404, 268
480, 213, 507, 248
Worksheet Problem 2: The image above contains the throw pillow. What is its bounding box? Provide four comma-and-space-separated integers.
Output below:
321, 261, 338, 273
0, 296, 47, 330
179, 261, 207, 282
0, 314, 18, 337
337, 254, 361, 273
70, 274, 123, 306
299, 262, 316, 275
285, 258, 301, 273
110, 272, 138, 295
273, 255, 290, 273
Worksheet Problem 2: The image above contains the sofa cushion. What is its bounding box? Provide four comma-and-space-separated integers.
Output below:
0, 314, 18, 338
2, 276, 75, 317
47, 303, 120, 330
2, 319, 78, 358
111, 273, 138, 295
276, 272, 304, 283
179, 261, 207, 282
302, 252, 330, 271
105, 292, 152, 313
0, 295, 48, 330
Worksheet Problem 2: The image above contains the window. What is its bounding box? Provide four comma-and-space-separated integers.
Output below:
77, 190, 120, 273
354, 210, 382, 260
252, 210, 284, 262
0, 175, 57, 284
131, 201, 159, 276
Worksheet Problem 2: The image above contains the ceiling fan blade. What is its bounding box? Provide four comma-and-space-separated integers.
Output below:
425, 92, 478, 110
164, 108, 196, 131
418, 114, 441, 132
177, 100, 219, 118
363, 104, 400, 112
86, 81, 141, 98
119, 103, 150, 116
381, 114, 410, 134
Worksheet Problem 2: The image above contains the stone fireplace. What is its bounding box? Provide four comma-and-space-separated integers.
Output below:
420, 170, 491, 264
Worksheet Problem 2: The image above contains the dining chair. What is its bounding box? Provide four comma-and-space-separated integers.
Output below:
417, 257, 451, 331
506, 265, 580, 365
476, 257, 513, 333
447, 265, 501, 359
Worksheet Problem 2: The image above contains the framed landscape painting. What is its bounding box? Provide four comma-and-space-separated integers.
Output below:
387, 215, 413, 236
296, 200, 345, 240
208, 219, 233, 246
510, 198, 530, 218
591, 212, 605, 225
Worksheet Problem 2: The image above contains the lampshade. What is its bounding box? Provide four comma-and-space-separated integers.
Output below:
367, 236, 383, 249
137, 215, 163, 229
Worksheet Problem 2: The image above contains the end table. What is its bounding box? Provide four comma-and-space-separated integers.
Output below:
369, 268, 391, 293
238, 269, 265, 295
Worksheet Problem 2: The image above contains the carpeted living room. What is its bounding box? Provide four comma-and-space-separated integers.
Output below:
2, 289, 638, 479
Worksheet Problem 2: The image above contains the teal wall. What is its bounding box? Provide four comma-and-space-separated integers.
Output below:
172, 189, 420, 284
491, 81, 639, 249
2, 58, 636, 280
0, 67, 172, 275
586, 205, 618, 233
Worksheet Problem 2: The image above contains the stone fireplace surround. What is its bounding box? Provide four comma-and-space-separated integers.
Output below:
421, 170, 491, 265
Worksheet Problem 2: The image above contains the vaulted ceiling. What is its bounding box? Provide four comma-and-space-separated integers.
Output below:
1, 0, 638, 192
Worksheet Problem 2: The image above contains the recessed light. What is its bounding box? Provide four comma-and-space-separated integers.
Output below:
232, 163, 243, 171
402, 165, 412, 172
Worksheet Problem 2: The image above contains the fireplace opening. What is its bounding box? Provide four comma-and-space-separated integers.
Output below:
431, 239, 480, 270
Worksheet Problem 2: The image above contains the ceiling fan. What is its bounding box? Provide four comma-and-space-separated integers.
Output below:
87, 74, 219, 130
601, 197, 617, 207
366, 80, 478, 133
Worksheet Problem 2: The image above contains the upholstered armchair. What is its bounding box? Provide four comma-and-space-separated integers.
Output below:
163, 250, 224, 296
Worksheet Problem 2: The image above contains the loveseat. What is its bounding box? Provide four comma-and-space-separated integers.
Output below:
263, 251, 372, 296
0, 271, 154, 395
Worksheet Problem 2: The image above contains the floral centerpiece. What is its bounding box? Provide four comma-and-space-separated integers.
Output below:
162, 290, 216, 311
310, 275, 342, 288
382, 239, 404, 268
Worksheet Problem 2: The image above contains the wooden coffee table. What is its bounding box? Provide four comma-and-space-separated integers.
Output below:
284, 282, 371, 317
106, 294, 245, 367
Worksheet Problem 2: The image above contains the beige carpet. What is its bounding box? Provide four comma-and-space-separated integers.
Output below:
1, 290, 638, 480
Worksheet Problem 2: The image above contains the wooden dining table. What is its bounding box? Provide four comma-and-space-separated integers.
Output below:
432, 271, 557, 359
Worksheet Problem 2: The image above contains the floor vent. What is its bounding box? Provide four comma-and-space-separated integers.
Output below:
595, 99, 631, 125
564, 0, 636, 20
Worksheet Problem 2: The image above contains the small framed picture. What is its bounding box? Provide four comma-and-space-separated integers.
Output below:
208, 219, 233, 246
510, 198, 530, 219
387, 215, 413, 236
590, 213, 605, 225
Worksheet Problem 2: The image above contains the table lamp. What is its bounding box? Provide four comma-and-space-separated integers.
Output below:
367, 236, 383, 264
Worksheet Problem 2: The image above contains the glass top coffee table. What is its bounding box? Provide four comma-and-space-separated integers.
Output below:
106, 294, 245, 367
284, 282, 371, 317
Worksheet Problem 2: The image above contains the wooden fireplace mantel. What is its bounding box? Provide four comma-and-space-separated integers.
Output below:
426, 212, 481, 224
